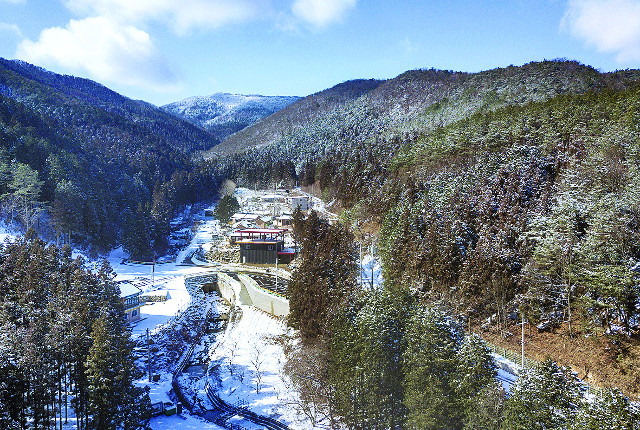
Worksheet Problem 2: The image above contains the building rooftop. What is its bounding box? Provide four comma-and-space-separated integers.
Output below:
118, 282, 141, 298
236, 228, 288, 234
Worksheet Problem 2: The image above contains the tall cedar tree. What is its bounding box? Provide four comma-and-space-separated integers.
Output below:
329, 287, 412, 429
288, 209, 358, 340
0, 236, 149, 429
214, 195, 241, 224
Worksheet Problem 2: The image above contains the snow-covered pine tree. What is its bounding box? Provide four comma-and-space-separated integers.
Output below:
570, 389, 639, 430
503, 359, 581, 430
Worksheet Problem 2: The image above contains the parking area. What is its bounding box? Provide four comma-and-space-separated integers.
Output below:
245, 273, 288, 297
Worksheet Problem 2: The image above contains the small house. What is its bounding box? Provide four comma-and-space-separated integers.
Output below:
255, 216, 272, 229
119, 282, 142, 323
275, 214, 293, 229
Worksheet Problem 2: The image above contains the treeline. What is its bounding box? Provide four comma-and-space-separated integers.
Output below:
379, 83, 640, 335
219, 64, 640, 344
286, 212, 498, 428
0, 59, 226, 259
0, 235, 149, 430
286, 214, 640, 428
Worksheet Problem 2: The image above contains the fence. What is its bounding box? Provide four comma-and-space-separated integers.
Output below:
482, 337, 610, 399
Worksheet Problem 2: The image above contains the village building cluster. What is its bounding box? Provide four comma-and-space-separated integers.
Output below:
119, 189, 319, 321
224, 189, 313, 265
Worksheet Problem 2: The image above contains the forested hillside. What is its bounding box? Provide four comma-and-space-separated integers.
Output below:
0, 58, 224, 257
216, 60, 640, 396
213, 61, 640, 191
210, 78, 383, 156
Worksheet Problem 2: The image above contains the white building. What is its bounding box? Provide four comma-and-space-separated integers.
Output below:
119, 282, 142, 323
260, 193, 286, 203
288, 195, 311, 211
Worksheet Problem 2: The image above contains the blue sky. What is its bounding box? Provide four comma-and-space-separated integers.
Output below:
1, 0, 640, 106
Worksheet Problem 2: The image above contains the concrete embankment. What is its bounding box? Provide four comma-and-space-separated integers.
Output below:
216, 269, 289, 317
215, 271, 240, 308
237, 273, 289, 317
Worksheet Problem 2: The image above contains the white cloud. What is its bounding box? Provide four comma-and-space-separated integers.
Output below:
292, 0, 357, 27
0, 22, 22, 37
16, 16, 179, 90
10, 0, 272, 94
63, 0, 265, 34
402, 37, 417, 56
562, 0, 640, 63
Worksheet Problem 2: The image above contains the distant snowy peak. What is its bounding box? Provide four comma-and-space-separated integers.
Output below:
162, 93, 301, 141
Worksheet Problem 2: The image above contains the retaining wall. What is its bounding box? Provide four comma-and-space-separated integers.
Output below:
216, 272, 239, 308
237, 273, 289, 317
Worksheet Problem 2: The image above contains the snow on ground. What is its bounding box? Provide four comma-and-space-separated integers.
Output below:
0, 219, 21, 243
359, 254, 383, 289
493, 354, 519, 393
101, 215, 224, 428
99, 209, 314, 429
147, 413, 224, 430
207, 304, 314, 429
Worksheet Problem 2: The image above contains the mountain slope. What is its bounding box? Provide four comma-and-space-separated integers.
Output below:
211, 60, 640, 397
210, 78, 383, 155
0, 58, 219, 154
213, 61, 640, 164
162, 93, 301, 141
0, 58, 222, 254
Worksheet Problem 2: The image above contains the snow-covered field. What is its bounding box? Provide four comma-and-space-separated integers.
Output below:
207, 304, 314, 428
105, 209, 316, 429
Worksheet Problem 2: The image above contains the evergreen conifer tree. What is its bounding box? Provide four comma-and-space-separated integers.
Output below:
288, 210, 357, 339
402, 306, 464, 429
503, 359, 581, 430
570, 389, 639, 430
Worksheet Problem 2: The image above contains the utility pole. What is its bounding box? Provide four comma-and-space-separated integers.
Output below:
521, 312, 525, 370
370, 241, 374, 290
147, 328, 152, 382
152, 251, 155, 290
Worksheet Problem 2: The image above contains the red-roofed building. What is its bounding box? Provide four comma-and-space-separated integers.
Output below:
233, 228, 294, 264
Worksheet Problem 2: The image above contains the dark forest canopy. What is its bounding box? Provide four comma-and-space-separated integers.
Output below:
0, 58, 225, 258
0, 235, 150, 429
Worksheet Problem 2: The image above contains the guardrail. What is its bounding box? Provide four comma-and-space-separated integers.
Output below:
482, 337, 611, 400
122, 259, 176, 265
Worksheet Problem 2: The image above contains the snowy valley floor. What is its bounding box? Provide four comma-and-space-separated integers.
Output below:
108, 215, 318, 429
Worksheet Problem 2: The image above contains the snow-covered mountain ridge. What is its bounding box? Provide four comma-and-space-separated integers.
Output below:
162, 93, 301, 141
